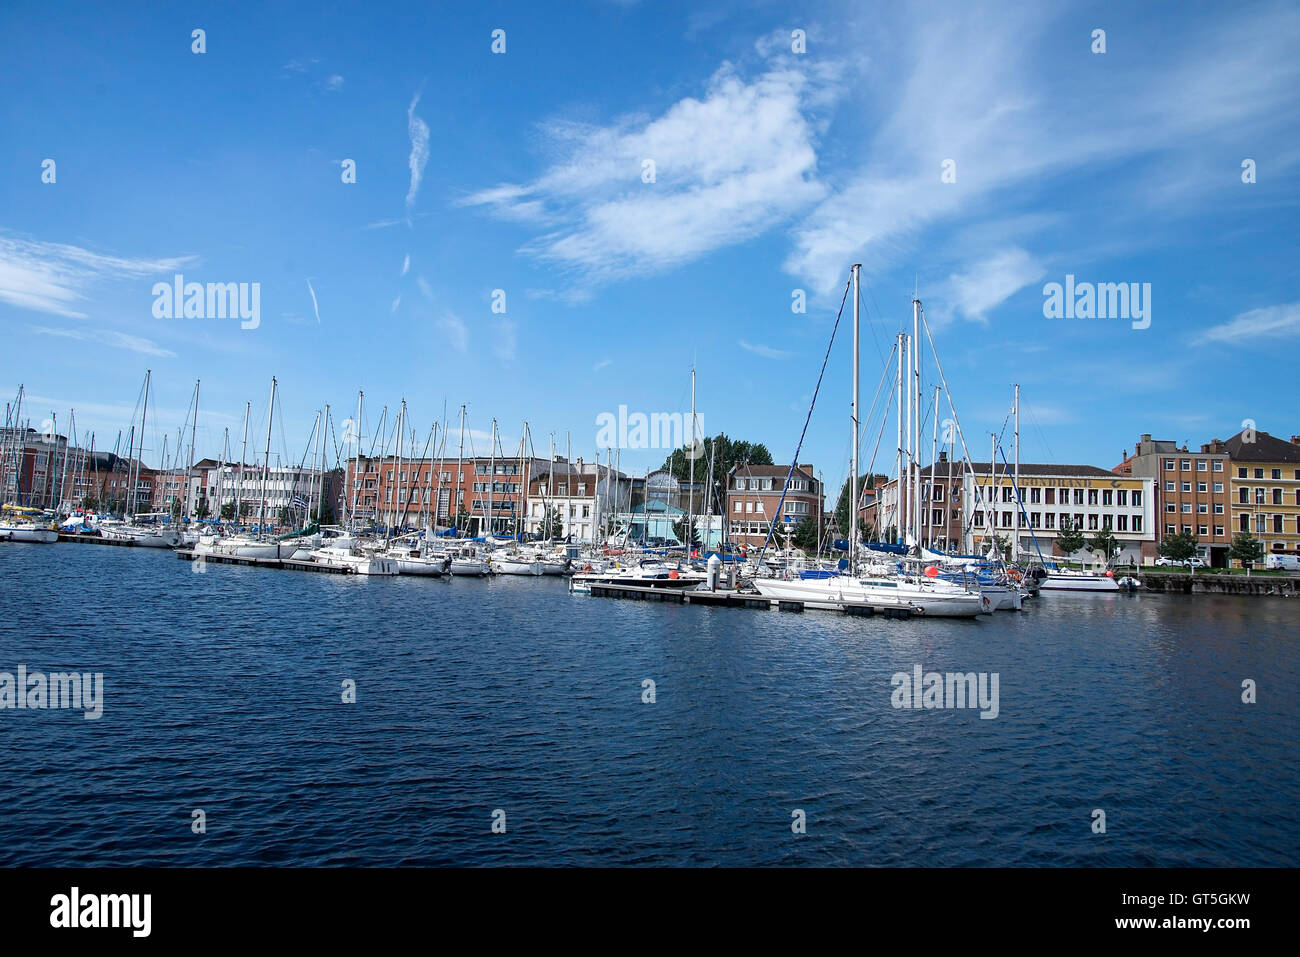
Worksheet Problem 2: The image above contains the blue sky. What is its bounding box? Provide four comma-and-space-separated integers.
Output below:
1, 0, 1297, 491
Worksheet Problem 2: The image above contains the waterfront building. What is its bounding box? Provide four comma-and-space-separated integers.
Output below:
1113, 434, 1233, 567
724, 463, 823, 550
524, 457, 631, 543
1224, 429, 1300, 561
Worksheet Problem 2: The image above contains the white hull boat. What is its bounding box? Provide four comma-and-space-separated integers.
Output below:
1039, 570, 1121, 592
310, 545, 398, 576
194, 536, 284, 559
752, 575, 987, 617
0, 523, 58, 544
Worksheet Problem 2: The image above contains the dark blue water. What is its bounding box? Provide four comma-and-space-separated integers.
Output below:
0, 543, 1296, 866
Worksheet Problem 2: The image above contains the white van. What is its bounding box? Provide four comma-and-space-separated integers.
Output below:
1264, 553, 1300, 571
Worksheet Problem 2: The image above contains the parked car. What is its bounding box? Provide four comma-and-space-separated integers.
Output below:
1154, 556, 1205, 568
1265, 553, 1300, 571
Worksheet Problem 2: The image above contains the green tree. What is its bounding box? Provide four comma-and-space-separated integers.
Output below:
660, 433, 774, 485
1158, 530, 1199, 566
80, 494, 98, 510
791, 516, 820, 552
538, 505, 564, 540
170, 499, 182, 520
833, 473, 884, 538
195, 498, 210, 520
672, 517, 701, 548
1055, 516, 1085, 557
1088, 528, 1119, 564
221, 501, 236, 520
1229, 531, 1264, 574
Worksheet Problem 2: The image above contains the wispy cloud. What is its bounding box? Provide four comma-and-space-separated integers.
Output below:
935, 247, 1044, 324
305, 278, 321, 324
31, 324, 177, 358
0, 235, 194, 318
593, 357, 613, 372
437, 311, 468, 352
390, 294, 402, 314
1193, 302, 1300, 345
460, 62, 836, 283
325, 74, 344, 91
738, 339, 791, 359
400, 254, 410, 277
406, 91, 430, 221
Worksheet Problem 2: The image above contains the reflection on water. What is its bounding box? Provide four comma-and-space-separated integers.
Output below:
0, 545, 1295, 866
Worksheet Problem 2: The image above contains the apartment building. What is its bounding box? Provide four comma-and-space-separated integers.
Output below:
1224, 429, 1300, 560
724, 464, 823, 549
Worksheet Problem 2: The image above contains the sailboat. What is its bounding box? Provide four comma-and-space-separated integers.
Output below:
97, 370, 181, 547
750, 265, 985, 618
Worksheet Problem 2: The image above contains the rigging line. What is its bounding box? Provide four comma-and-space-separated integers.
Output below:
754, 275, 851, 566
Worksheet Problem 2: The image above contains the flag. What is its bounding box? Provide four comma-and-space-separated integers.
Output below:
292, 495, 309, 509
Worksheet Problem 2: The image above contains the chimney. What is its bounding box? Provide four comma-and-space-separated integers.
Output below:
1291, 435, 1300, 446
1140, 433, 1152, 442
938, 450, 948, 463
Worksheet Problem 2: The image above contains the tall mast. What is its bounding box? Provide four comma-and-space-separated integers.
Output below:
850, 263, 860, 574
315, 405, 329, 525
485, 418, 497, 537
134, 369, 151, 520
912, 296, 922, 550
894, 332, 903, 542
258, 378, 276, 535
928, 386, 940, 549
350, 390, 364, 528
688, 366, 696, 555
238, 401, 250, 523
1012, 383, 1020, 563
456, 404, 466, 534
217, 427, 229, 520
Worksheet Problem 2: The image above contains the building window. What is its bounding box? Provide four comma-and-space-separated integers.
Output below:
1030, 512, 1040, 527
1116, 515, 1128, 531
1117, 490, 1128, 506
1164, 481, 1174, 492
1214, 503, 1224, 514
1197, 482, 1207, 493
1166, 524, 1176, 535
1197, 460, 1207, 471
1073, 489, 1084, 505
1237, 467, 1247, 478
1029, 487, 1040, 504
1214, 525, 1224, 537
1240, 515, 1250, 532
1254, 468, 1264, 479
1001, 511, 1012, 527
1045, 488, 1055, 505
733, 500, 742, 512
1198, 525, 1208, 536
1163, 459, 1175, 470
1181, 459, 1191, 471
1214, 482, 1223, 493
1044, 513, 1056, 529
1182, 525, 1192, 535
1273, 488, 1283, 505
1088, 514, 1099, 530
1274, 515, 1284, 533
1272, 468, 1282, 480
1255, 488, 1265, 504
1166, 503, 1176, 513
1133, 516, 1143, 532
1213, 461, 1223, 472
1198, 503, 1208, 514
1239, 488, 1249, 504
1182, 503, 1192, 513
1102, 489, 1113, 506
1132, 490, 1142, 507
1181, 482, 1191, 493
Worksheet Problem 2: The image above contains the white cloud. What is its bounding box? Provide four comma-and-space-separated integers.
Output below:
0, 235, 195, 318
738, 339, 791, 359
390, 294, 402, 314
593, 357, 613, 372
1193, 302, 1300, 345
325, 74, 344, 91
31, 325, 177, 358
460, 63, 834, 282
437, 311, 468, 352
936, 247, 1044, 324
305, 278, 321, 324
400, 254, 410, 277
416, 277, 433, 301
406, 91, 430, 220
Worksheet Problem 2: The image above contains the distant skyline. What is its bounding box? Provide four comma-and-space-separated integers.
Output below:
2, 0, 1297, 491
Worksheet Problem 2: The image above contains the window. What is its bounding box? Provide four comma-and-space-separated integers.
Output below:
1214, 526, 1224, 537
577, 483, 587, 495
1073, 488, 1084, 505
1198, 525, 1208, 536
1214, 503, 1224, 514
1197, 460, 1207, 472
1059, 487, 1069, 503
933, 485, 944, 502
1254, 468, 1264, 479
1029, 487, 1040, 504
1045, 488, 1055, 505
1164, 481, 1174, 492
974, 511, 984, 527
1198, 503, 1208, 513
1182, 525, 1192, 535
1030, 512, 1040, 527
1002, 486, 1013, 502
1274, 515, 1284, 533
1180, 481, 1191, 492
1239, 488, 1249, 504
1044, 513, 1056, 529
733, 500, 742, 513
1272, 468, 1282, 480
1237, 467, 1247, 478
1182, 503, 1192, 513
1273, 488, 1283, 505
1163, 459, 1175, 470
1102, 489, 1113, 506
1132, 490, 1142, 507
1255, 488, 1265, 504
1088, 514, 1099, 530
1075, 513, 1085, 529
1117, 515, 1128, 531
1214, 482, 1223, 493
1213, 461, 1223, 472
1133, 516, 1143, 532
1197, 482, 1207, 493
1240, 515, 1250, 532
1118, 490, 1128, 506
1181, 459, 1191, 471
1166, 524, 1176, 535
745, 501, 754, 513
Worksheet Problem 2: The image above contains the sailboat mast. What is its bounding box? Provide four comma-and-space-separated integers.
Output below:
928, 386, 940, 549
350, 391, 363, 528
894, 333, 904, 542
688, 366, 696, 555
258, 378, 275, 534
456, 404, 466, 533
912, 297, 922, 549
485, 418, 497, 537
850, 263, 860, 574
238, 401, 250, 523
1012, 383, 1020, 563
135, 369, 151, 520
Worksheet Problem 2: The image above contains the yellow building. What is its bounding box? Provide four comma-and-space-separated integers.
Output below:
1225, 429, 1300, 562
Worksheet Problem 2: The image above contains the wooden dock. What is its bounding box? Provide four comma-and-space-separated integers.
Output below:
176, 550, 356, 574
57, 533, 137, 546
587, 582, 920, 618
